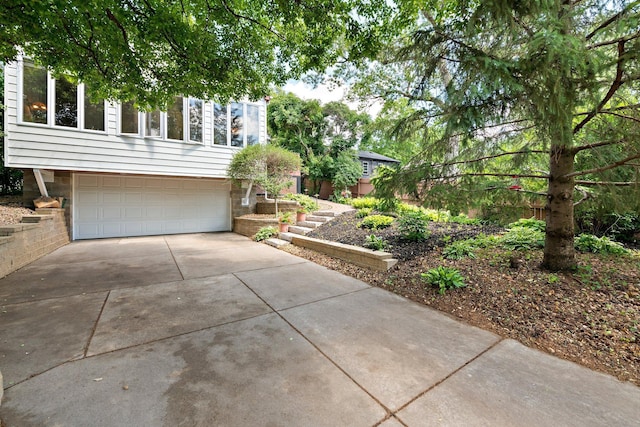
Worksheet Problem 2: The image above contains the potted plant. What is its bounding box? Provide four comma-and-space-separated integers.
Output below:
296, 206, 308, 222
278, 211, 294, 233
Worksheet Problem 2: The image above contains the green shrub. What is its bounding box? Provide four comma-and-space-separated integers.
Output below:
356, 207, 373, 218
363, 234, 387, 251
470, 233, 501, 248
421, 266, 467, 294
350, 197, 379, 209
397, 211, 430, 241
442, 240, 477, 259
254, 226, 278, 242
283, 193, 318, 213
396, 203, 422, 215
358, 214, 395, 230
375, 198, 400, 213
450, 213, 482, 225
499, 226, 545, 250
422, 208, 451, 223
508, 217, 546, 232
575, 234, 629, 255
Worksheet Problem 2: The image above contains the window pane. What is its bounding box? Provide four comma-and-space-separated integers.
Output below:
121, 102, 139, 134
246, 104, 259, 146
84, 90, 104, 131
167, 96, 184, 140
145, 110, 161, 137
189, 99, 203, 142
55, 75, 78, 127
230, 102, 244, 147
23, 62, 48, 124
213, 103, 227, 146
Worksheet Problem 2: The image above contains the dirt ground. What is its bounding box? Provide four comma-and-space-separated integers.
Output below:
283, 210, 640, 386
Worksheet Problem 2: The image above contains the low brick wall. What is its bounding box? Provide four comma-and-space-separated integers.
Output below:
289, 234, 398, 272
234, 215, 280, 238
0, 208, 70, 279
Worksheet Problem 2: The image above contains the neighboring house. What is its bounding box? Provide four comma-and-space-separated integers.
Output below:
4, 58, 267, 240
315, 150, 400, 199
351, 151, 400, 197
358, 151, 400, 179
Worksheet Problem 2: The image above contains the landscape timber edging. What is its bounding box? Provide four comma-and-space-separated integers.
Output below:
289, 234, 398, 271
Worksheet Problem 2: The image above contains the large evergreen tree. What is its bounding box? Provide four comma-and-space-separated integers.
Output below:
354, 0, 640, 270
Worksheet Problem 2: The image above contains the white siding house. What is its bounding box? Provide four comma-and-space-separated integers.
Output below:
3, 58, 267, 239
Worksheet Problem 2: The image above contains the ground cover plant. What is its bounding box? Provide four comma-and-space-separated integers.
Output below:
286, 201, 640, 386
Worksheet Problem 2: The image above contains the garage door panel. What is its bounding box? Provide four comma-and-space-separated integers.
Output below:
74, 174, 230, 239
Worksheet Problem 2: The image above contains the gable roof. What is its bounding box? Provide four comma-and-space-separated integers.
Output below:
357, 151, 400, 163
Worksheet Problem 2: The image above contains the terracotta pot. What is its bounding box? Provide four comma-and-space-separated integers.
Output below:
279, 223, 289, 233
296, 212, 306, 222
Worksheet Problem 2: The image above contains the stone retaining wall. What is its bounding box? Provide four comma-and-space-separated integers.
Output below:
233, 215, 279, 238
289, 234, 398, 271
0, 208, 70, 279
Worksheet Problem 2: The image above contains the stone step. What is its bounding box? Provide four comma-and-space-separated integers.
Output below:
306, 215, 333, 223
296, 220, 323, 229
311, 210, 340, 217
288, 225, 314, 235
265, 238, 290, 248
278, 232, 296, 242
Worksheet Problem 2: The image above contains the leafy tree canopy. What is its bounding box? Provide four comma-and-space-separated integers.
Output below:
0, 0, 411, 108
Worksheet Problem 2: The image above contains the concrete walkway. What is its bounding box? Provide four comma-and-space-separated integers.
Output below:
0, 232, 638, 426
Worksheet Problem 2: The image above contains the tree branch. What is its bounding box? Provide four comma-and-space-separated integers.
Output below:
585, 3, 639, 41
571, 138, 625, 154
600, 111, 640, 124
586, 30, 640, 49
573, 187, 591, 207
105, 8, 129, 47
432, 150, 546, 168
563, 152, 640, 179
574, 40, 626, 134
218, 0, 285, 41
575, 180, 639, 186
438, 172, 549, 180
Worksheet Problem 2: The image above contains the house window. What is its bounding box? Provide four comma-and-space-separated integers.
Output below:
55, 75, 78, 128
22, 61, 49, 124
246, 104, 259, 146
121, 101, 139, 134
230, 102, 244, 147
213, 103, 228, 146
167, 96, 184, 141
84, 89, 105, 131
362, 161, 370, 176
145, 110, 162, 137
189, 98, 203, 143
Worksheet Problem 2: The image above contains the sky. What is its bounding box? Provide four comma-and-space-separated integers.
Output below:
281, 80, 347, 104
281, 79, 382, 117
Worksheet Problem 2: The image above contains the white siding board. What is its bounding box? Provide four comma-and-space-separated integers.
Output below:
4, 61, 267, 179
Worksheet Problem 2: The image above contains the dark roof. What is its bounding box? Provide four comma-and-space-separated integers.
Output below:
357, 150, 400, 163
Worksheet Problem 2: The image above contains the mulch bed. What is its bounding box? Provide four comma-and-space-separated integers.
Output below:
282, 210, 640, 386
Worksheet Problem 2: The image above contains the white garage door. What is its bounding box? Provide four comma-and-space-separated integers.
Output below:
74, 174, 230, 239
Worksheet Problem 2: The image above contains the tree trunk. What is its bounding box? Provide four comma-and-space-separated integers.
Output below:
542, 145, 576, 271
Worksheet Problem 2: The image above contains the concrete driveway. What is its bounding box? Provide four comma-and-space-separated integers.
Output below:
0, 232, 638, 426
